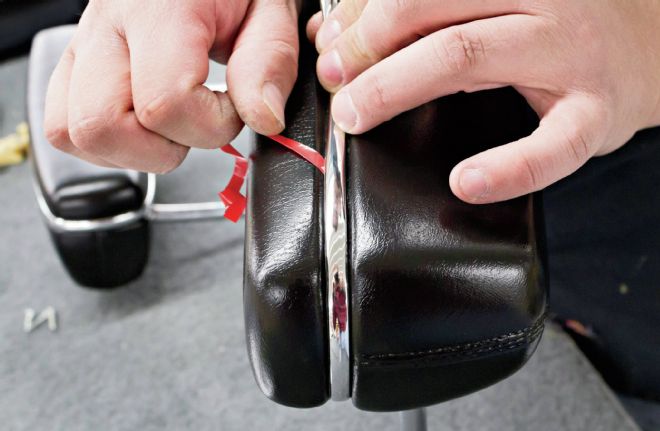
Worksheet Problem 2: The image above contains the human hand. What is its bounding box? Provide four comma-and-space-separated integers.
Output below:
309, 0, 660, 203
44, 0, 300, 173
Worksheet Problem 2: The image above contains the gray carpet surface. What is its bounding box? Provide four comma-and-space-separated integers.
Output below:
0, 55, 641, 431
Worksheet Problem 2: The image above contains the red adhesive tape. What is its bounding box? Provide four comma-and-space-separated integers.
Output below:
267, 135, 326, 174
218, 135, 325, 222
218, 143, 248, 223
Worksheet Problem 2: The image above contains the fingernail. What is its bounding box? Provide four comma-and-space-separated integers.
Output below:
458, 168, 489, 201
317, 18, 342, 51
332, 90, 357, 133
262, 81, 286, 129
317, 50, 344, 89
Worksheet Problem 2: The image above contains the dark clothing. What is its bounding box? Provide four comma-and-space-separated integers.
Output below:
545, 126, 660, 400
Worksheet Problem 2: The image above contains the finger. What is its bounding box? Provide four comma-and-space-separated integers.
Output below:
315, 0, 367, 52
43, 42, 118, 168
316, 0, 520, 91
227, 0, 300, 135
449, 97, 605, 203
126, 2, 244, 150
67, 14, 189, 173
330, 15, 550, 134
306, 11, 323, 42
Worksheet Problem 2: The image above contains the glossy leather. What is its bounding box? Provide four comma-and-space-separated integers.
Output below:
51, 221, 149, 288
244, 2, 329, 407
348, 90, 546, 411
245, 6, 546, 412
50, 176, 145, 220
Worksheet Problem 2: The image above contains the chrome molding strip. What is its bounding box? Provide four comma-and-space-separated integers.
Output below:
321, 0, 351, 402
33, 171, 228, 233
147, 201, 227, 222
33, 173, 157, 233
321, 0, 339, 17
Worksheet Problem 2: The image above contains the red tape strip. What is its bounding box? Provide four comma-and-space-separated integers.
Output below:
218, 143, 248, 222
218, 134, 325, 222
267, 135, 326, 174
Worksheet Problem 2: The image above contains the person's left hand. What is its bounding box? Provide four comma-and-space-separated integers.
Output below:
307, 0, 660, 204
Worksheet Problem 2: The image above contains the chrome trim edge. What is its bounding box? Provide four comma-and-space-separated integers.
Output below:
32, 172, 156, 233
32, 170, 229, 232
321, 0, 351, 401
147, 201, 226, 222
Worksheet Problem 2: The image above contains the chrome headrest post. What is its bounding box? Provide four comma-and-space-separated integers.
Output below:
320, 0, 351, 402
32, 172, 229, 233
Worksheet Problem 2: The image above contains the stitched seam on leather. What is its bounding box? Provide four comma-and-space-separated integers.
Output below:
359, 314, 546, 366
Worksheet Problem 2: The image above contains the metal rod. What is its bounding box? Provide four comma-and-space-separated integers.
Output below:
147, 202, 226, 222
400, 409, 428, 431
31, 172, 156, 233
33, 169, 230, 232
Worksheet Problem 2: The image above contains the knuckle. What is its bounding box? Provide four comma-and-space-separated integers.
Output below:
563, 128, 592, 164
435, 28, 486, 75
135, 91, 181, 132
345, 26, 378, 64
68, 116, 111, 153
369, 73, 390, 113
558, 103, 603, 164
517, 151, 545, 192
44, 123, 71, 151
266, 39, 299, 71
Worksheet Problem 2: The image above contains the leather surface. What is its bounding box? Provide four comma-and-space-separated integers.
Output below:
243, 2, 329, 408
347, 89, 546, 410
245, 7, 546, 412
50, 176, 145, 220
28, 26, 145, 220
52, 220, 150, 288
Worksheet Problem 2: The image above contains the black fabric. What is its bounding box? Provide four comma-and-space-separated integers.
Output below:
347, 88, 546, 411
545, 126, 660, 401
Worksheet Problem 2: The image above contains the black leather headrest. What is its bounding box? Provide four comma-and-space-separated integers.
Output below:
243, 4, 546, 412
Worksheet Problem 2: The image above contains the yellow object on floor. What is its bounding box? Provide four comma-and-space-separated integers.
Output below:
0, 122, 30, 166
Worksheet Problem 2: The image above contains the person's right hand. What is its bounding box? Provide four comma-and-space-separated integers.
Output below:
44, 0, 300, 172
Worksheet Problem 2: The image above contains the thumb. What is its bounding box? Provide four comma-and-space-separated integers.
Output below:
227, 0, 300, 135
449, 97, 604, 203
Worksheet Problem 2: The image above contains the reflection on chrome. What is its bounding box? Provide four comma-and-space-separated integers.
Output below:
33, 171, 229, 233
322, 0, 350, 400
32, 172, 157, 233
325, 121, 351, 401
321, 0, 340, 19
